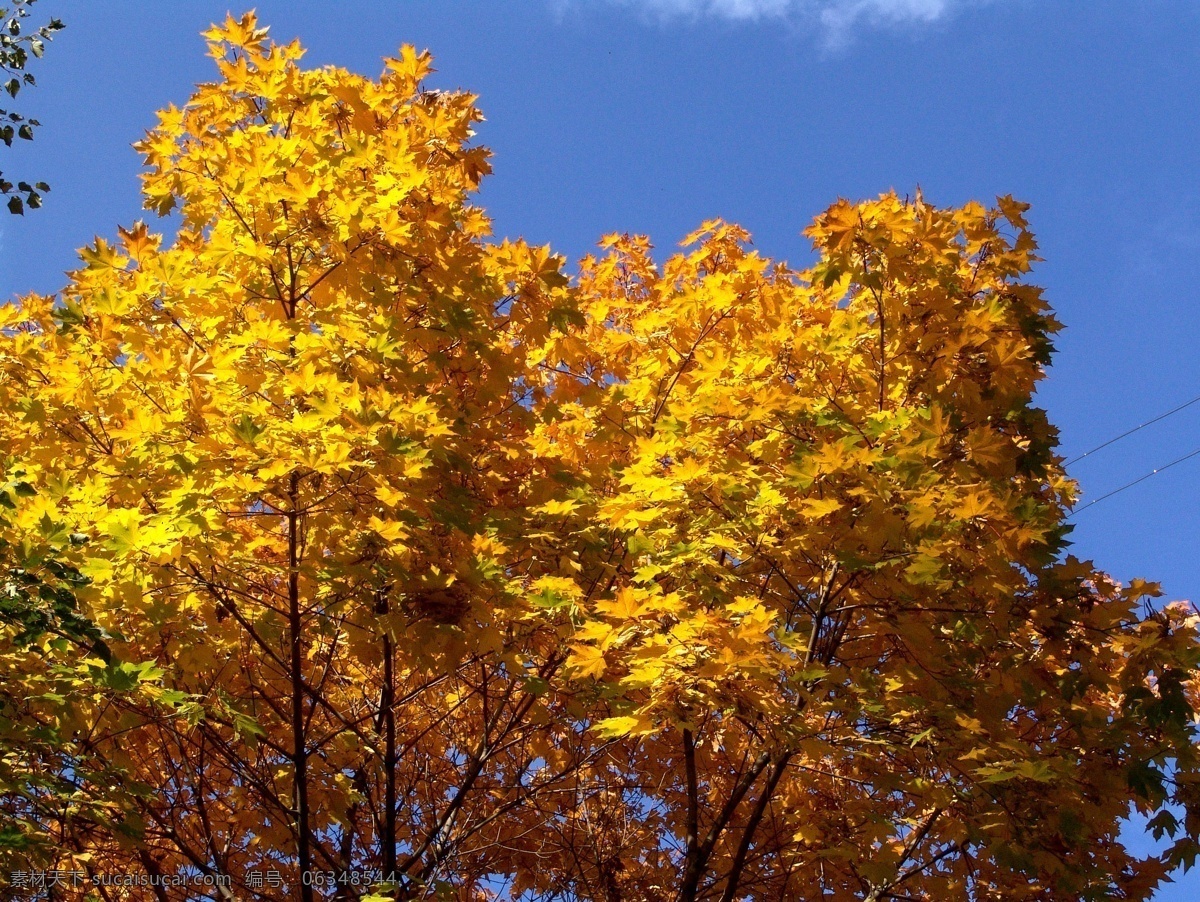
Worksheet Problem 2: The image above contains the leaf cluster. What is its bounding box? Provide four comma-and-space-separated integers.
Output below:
0, 0, 62, 212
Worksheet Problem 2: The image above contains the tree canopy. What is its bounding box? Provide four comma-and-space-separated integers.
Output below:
0, 13, 1197, 901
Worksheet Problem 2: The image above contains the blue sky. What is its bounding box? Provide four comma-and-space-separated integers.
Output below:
2, 1, 1198, 896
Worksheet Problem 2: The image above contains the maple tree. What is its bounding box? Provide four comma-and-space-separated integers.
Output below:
0, 12, 1198, 901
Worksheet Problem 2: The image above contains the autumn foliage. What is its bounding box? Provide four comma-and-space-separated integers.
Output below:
1, 13, 1198, 901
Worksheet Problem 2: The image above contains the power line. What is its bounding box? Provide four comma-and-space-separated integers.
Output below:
1069, 445, 1200, 517
1064, 391, 1200, 467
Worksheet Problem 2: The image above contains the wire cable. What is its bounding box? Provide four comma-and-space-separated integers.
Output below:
1069, 445, 1200, 516
1065, 391, 1200, 467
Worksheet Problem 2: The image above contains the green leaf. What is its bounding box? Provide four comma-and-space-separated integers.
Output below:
232, 711, 266, 747
627, 531, 654, 556
232, 413, 265, 444
0, 825, 31, 850
157, 689, 190, 707
522, 675, 549, 697
909, 727, 935, 748
103, 661, 163, 692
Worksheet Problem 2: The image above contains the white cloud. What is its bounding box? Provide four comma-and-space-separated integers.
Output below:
821, 0, 953, 28
588, 0, 980, 38
623, 0, 795, 19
